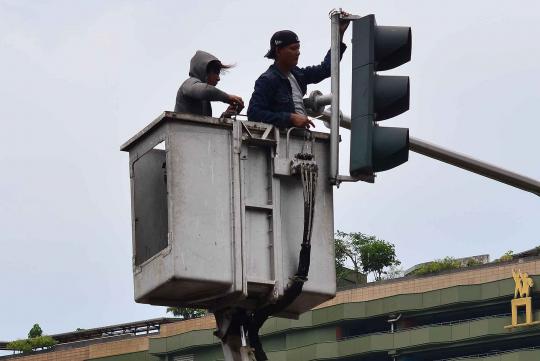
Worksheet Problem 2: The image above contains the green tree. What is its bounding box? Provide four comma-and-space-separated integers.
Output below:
335, 231, 400, 283
382, 265, 404, 280
28, 324, 43, 338
7, 324, 57, 354
359, 238, 401, 281
335, 231, 370, 285
166, 307, 207, 319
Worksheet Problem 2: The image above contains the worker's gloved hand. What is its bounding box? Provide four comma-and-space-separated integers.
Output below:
228, 102, 244, 114
290, 113, 315, 129
227, 94, 244, 109
221, 104, 243, 119
339, 11, 352, 36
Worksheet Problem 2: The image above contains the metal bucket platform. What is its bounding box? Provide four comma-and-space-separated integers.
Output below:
121, 112, 335, 317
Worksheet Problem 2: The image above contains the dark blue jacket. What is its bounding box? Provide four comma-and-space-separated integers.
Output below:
247, 43, 347, 128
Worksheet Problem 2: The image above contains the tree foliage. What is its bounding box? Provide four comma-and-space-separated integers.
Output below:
497, 250, 514, 262
7, 324, 56, 354
335, 231, 400, 282
382, 265, 404, 280
335, 231, 366, 285
465, 258, 483, 267
359, 238, 401, 280
166, 307, 207, 319
28, 324, 43, 338
7, 336, 57, 353
411, 257, 461, 276
6, 339, 34, 353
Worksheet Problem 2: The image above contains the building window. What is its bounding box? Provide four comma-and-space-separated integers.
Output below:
173, 354, 195, 361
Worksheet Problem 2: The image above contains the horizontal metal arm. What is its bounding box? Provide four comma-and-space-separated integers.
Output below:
308, 108, 540, 196
409, 138, 540, 196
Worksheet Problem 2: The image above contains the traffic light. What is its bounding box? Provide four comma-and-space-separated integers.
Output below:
350, 14, 411, 177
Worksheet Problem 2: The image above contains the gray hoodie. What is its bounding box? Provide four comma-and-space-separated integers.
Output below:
174, 50, 230, 116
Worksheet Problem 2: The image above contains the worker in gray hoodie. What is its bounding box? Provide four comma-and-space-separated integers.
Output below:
174, 50, 244, 117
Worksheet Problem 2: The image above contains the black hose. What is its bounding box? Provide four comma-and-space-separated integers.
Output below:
247, 154, 318, 361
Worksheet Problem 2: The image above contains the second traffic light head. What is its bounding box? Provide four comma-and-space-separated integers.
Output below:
350, 14, 412, 177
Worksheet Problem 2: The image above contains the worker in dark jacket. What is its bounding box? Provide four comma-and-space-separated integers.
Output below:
175, 50, 244, 117
247, 19, 350, 128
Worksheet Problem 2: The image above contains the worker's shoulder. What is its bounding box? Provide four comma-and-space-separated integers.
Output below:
254, 66, 286, 92
181, 76, 204, 88
257, 65, 284, 82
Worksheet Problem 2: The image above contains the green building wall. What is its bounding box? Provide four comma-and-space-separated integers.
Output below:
89, 275, 540, 361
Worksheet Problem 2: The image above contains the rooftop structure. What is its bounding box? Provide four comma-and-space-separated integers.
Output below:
4, 255, 540, 360
0, 318, 179, 353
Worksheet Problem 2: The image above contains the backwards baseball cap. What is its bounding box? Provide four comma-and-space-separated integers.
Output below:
264, 30, 300, 59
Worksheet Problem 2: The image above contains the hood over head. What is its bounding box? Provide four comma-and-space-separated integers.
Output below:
189, 50, 220, 82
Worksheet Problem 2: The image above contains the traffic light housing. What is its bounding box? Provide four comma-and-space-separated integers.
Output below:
350, 15, 411, 177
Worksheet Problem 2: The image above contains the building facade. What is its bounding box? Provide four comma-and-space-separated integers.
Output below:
3, 257, 540, 361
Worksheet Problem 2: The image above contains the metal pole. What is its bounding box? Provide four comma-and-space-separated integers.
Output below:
409, 138, 540, 196
329, 10, 341, 184
311, 108, 540, 196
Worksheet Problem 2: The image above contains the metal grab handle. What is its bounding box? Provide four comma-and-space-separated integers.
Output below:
286, 127, 314, 159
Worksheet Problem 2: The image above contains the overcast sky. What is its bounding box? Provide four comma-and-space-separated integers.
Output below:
1, 0, 539, 342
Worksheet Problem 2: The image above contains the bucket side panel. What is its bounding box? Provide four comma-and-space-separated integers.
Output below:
168, 123, 234, 291
280, 137, 336, 315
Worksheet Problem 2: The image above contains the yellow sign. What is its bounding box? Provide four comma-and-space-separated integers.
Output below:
505, 269, 540, 329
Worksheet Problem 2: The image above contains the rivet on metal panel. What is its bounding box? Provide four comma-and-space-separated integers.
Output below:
240, 146, 248, 160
